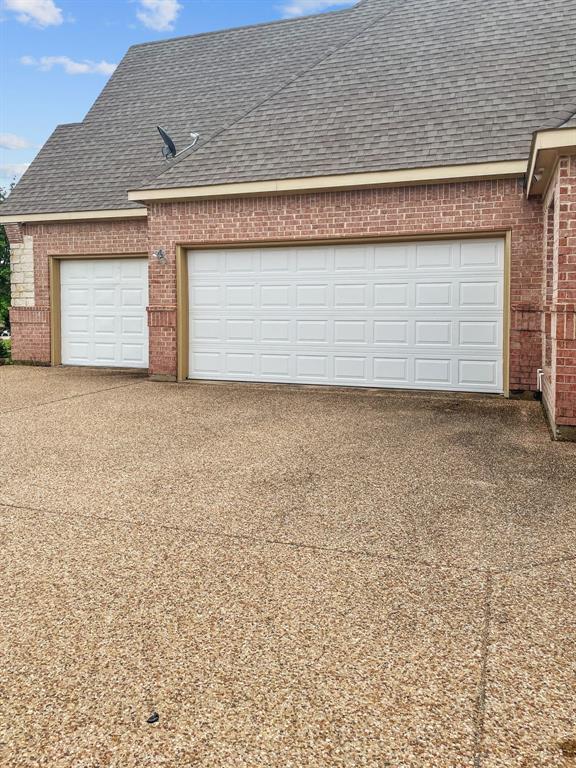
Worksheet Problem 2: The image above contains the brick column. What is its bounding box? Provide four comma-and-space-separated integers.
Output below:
5, 224, 51, 364
147, 205, 178, 379
147, 305, 177, 380
551, 156, 576, 438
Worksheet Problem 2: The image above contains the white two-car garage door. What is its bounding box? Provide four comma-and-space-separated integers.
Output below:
60, 258, 149, 368
187, 239, 505, 393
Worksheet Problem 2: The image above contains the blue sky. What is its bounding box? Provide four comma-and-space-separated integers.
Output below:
0, 0, 356, 189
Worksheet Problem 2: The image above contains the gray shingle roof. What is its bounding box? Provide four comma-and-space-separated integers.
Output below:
3, 0, 576, 215
559, 112, 576, 128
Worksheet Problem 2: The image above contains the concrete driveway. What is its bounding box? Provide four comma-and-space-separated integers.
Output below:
1, 366, 575, 768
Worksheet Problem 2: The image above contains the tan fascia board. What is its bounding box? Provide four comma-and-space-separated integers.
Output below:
526, 127, 576, 197
0, 208, 147, 225
128, 160, 528, 202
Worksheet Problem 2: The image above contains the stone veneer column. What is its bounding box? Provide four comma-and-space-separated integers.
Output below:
10, 234, 35, 308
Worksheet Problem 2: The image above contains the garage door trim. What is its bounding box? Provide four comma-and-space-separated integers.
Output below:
50, 252, 148, 368
177, 232, 511, 394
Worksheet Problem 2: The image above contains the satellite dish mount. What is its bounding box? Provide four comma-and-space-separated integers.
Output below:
157, 126, 199, 160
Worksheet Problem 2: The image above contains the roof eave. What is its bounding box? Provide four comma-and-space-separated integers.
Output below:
0, 208, 148, 225
526, 126, 576, 197
127, 160, 528, 203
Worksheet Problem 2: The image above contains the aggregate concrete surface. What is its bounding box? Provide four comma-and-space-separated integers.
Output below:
0, 366, 575, 767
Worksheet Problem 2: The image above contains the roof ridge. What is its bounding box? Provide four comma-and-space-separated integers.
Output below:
140, 0, 402, 189
127, 2, 361, 51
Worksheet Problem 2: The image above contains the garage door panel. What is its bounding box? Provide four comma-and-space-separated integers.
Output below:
94, 316, 116, 334
188, 239, 504, 393
296, 355, 329, 378
374, 356, 410, 383
374, 283, 410, 307
296, 320, 327, 343
296, 248, 331, 272
334, 356, 367, 380
63, 314, 90, 333
415, 321, 452, 346
459, 359, 498, 387
415, 282, 453, 307
191, 285, 221, 307
261, 354, 291, 376
225, 285, 255, 306
334, 246, 370, 271
189, 252, 221, 274
459, 320, 500, 347
93, 261, 119, 280
66, 342, 91, 363
334, 284, 368, 307
334, 320, 368, 344
121, 316, 146, 335
261, 320, 291, 342
60, 259, 148, 369
192, 351, 222, 374
93, 343, 116, 364
64, 288, 90, 307
120, 343, 148, 365
261, 285, 291, 306
121, 288, 146, 307
296, 284, 329, 307
415, 358, 452, 386
415, 242, 456, 269
260, 249, 291, 272
374, 320, 409, 345
225, 251, 255, 273
374, 245, 410, 270
191, 318, 222, 341
227, 353, 255, 375
459, 281, 500, 308
225, 319, 255, 341
94, 289, 116, 308
460, 241, 502, 269
119, 260, 146, 279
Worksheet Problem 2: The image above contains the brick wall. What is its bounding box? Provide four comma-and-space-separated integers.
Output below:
5, 179, 548, 401
541, 156, 576, 435
147, 178, 543, 387
7, 218, 148, 364
5, 223, 23, 244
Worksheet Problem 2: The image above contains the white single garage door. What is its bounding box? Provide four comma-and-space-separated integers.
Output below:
61, 258, 149, 368
187, 239, 504, 393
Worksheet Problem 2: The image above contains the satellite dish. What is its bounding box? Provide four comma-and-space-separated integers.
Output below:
157, 126, 176, 159
157, 126, 200, 161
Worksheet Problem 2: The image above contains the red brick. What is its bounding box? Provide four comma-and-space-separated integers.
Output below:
6, 176, 571, 423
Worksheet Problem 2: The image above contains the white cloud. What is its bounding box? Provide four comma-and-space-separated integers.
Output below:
21, 55, 117, 75
3, 0, 63, 27
279, 0, 355, 17
0, 132, 32, 150
0, 162, 30, 179
136, 0, 181, 31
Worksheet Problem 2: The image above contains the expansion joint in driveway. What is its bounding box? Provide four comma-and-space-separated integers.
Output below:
3, 498, 576, 578
491, 551, 576, 574
0, 499, 475, 573
473, 570, 493, 768
0, 380, 146, 415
